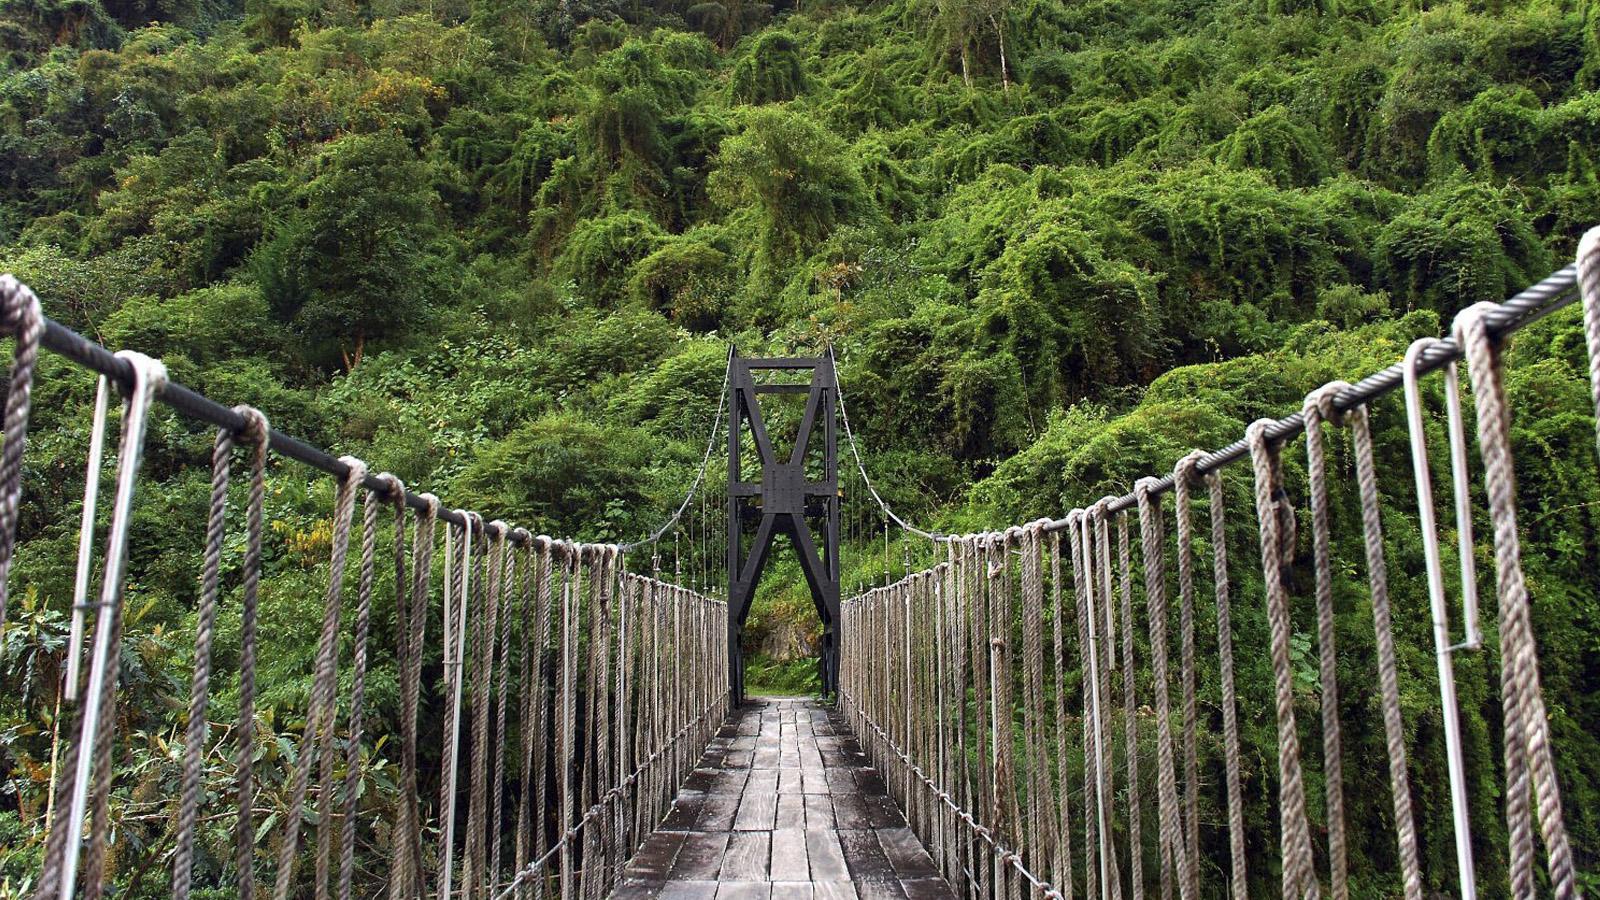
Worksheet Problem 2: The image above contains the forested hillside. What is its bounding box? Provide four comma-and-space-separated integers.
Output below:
2, 0, 1599, 892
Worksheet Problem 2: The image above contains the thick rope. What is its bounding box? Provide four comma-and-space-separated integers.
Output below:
1337, 398, 1424, 900
1204, 471, 1246, 900
467, 524, 505, 898
1301, 386, 1349, 900
1116, 512, 1142, 900
1168, 460, 1202, 900
33, 351, 165, 900
1453, 304, 1576, 899
1133, 480, 1191, 900
513, 536, 541, 900
0, 275, 43, 630
1577, 226, 1600, 464
1088, 507, 1122, 900
234, 407, 270, 900
172, 422, 236, 900
1245, 421, 1320, 900
1021, 526, 1058, 887
395, 491, 436, 900
337, 480, 383, 900
1049, 533, 1076, 900
1065, 515, 1098, 900
272, 456, 365, 900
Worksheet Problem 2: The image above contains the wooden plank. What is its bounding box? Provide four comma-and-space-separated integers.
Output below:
803, 794, 835, 830
900, 879, 956, 900
630, 830, 689, 880
864, 795, 902, 829
875, 828, 938, 879
838, 829, 897, 882
769, 829, 810, 881
770, 883, 813, 900
663, 794, 705, 830
805, 829, 850, 882
621, 698, 957, 900
697, 794, 741, 832
775, 793, 806, 829
734, 789, 778, 831
812, 883, 859, 900
720, 831, 771, 881
660, 882, 720, 900
670, 834, 731, 881
831, 794, 873, 830
716, 883, 772, 900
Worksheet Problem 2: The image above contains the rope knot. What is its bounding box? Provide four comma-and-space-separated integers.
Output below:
1174, 449, 1206, 486
1452, 301, 1502, 355
1133, 477, 1162, 509
375, 473, 405, 507
232, 405, 271, 446
487, 519, 510, 541
0, 275, 42, 335
115, 349, 169, 397
416, 492, 441, 519
1305, 381, 1354, 427
337, 455, 368, 488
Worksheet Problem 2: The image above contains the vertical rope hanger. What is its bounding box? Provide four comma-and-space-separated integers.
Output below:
1201, 469, 1245, 900
1064, 512, 1098, 900
1323, 387, 1426, 900
0, 275, 43, 630
1048, 531, 1076, 900
34, 351, 166, 900
1114, 512, 1141, 900
234, 407, 272, 900
492, 530, 523, 894
394, 486, 433, 900
440, 512, 475, 900
1453, 304, 1576, 899
1576, 227, 1600, 463
172, 416, 239, 900
173, 409, 284, 900
272, 455, 366, 900
1244, 421, 1320, 900
337, 475, 387, 900
1301, 387, 1349, 900
1167, 461, 1202, 900
1132, 480, 1191, 900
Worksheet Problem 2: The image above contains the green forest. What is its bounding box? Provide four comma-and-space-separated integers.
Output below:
2, 0, 1600, 891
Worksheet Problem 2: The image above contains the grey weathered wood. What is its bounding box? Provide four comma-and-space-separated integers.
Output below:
614, 699, 955, 900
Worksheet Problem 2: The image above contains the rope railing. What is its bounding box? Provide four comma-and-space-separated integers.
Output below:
840, 232, 1600, 900
0, 274, 730, 899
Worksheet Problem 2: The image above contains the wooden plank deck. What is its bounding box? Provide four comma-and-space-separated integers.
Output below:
614, 698, 956, 900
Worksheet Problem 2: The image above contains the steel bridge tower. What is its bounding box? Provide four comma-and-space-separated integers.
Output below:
726, 352, 841, 703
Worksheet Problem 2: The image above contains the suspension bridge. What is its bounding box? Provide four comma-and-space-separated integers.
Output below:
1, 228, 1599, 900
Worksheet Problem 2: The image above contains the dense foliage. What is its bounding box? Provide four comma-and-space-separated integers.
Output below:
2, 0, 1599, 892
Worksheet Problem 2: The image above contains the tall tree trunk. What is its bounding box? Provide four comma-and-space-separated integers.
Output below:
960, 42, 971, 87
988, 12, 1009, 92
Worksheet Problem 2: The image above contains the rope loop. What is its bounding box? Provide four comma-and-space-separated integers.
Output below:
1173, 450, 1206, 487
1304, 381, 1354, 428
233, 404, 271, 446
0, 273, 43, 334
0, 276, 45, 631
1577, 226, 1600, 465
338, 455, 370, 489
376, 472, 406, 508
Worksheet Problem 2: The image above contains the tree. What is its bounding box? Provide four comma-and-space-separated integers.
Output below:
707, 106, 873, 284
253, 131, 443, 369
